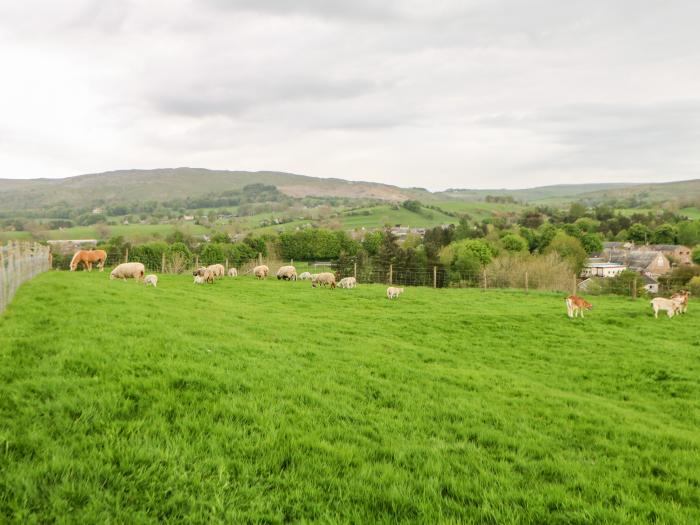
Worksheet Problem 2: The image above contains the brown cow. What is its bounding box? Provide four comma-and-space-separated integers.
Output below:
566, 295, 593, 318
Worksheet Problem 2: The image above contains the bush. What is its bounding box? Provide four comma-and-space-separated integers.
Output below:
129, 242, 168, 271
486, 252, 573, 291
544, 232, 587, 273
500, 234, 528, 252
688, 276, 700, 296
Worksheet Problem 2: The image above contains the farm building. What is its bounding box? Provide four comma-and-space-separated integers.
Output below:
581, 260, 627, 278
605, 250, 671, 276
640, 244, 693, 265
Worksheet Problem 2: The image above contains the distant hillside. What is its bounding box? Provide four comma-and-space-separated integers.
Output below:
0, 168, 427, 211
1, 168, 698, 213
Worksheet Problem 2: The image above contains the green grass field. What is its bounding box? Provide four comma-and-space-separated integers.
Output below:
1, 273, 699, 523
0, 223, 209, 243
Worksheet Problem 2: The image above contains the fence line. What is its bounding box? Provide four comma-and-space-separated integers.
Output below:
0, 242, 51, 314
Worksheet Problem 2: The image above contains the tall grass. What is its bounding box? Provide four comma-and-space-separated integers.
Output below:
0, 273, 698, 523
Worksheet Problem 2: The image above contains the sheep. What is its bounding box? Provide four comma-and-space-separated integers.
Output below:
193, 275, 206, 285
253, 265, 269, 279
207, 264, 225, 279
110, 262, 145, 281
387, 286, 404, 299
144, 274, 158, 287
228, 268, 238, 277
193, 267, 215, 284
276, 265, 298, 281
651, 297, 681, 318
338, 277, 357, 289
299, 272, 312, 281
312, 272, 336, 288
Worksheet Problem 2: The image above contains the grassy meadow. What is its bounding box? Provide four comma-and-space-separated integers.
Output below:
0, 273, 699, 523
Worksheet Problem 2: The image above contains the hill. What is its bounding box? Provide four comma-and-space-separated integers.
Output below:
437, 183, 637, 203
1, 272, 698, 522
575, 178, 700, 204
0, 168, 428, 212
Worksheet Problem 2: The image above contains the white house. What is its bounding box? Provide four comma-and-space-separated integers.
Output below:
581, 261, 627, 278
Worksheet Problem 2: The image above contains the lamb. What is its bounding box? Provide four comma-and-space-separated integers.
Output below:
193, 275, 206, 285
253, 265, 269, 279
671, 290, 690, 314
193, 267, 215, 284
338, 277, 357, 289
386, 286, 404, 299
312, 272, 336, 288
110, 262, 145, 281
298, 272, 312, 280
651, 297, 681, 319
276, 265, 297, 281
144, 274, 158, 287
228, 268, 238, 277
207, 264, 225, 279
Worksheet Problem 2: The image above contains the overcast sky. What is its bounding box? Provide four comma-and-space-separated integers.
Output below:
1, 1, 699, 190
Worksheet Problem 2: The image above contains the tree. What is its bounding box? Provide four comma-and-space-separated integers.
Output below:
544, 232, 588, 272
580, 233, 603, 255
567, 202, 587, 221
401, 200, 422, 213
652, 223, 677, 244
627, 223, 652, 244
693, 246, 700, 265
501, 234, 528, 252
677, 221, 700, 247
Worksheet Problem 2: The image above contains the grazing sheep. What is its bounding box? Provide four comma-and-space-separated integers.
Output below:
671, 290, 690, 314
228, 268, 238, 277
193, 275, 206, 285
299, 272, 312, 280
110, 262, 145, 281
207, 264, 225, 279
253, 265, 269, 279
386, 286, 404, 299
193, 267, 215, 284
338, 277, 357, 289
651, 297, 681, 319
144, 274, 158, 287
276, 265, 298, 281
312, 272, 336, 288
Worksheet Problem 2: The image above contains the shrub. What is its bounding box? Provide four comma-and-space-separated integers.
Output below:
129, 242, 168, 271
486, 252, 572, 292
688, 276, 700, 296
544, 232, 587, 273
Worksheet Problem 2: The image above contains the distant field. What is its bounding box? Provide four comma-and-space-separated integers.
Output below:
433, 200, 523, 220
0, 223, 209, 243
680, 207, 700, 220
1, 273, 698, 522
339, 205, 457, 229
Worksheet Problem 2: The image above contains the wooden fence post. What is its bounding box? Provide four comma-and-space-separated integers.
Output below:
161, 252, 166, 274
524, 271, 529, 293
225, 259, 229, 272
433, 266, 437, 288
632, 278, 637, 299
353, 261, 357, 280
124, 248, 129, 263
258, 252, 262, 266
572, 274, 577, 296
195, 255, 199, 269
482, 269, 487, 290
389, 264, 393, 285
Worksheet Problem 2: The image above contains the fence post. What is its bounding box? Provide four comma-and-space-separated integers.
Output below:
124, 248, 129, 263
225, 258, 229, 272
353, 261, 357, 280
572, 274, 577, 296
389, 264, 393, 285
258, 252, 262, 266
524, 271, 529, 293
161, 252, 166, 274
632, 277, 637, 299
195, 255, 199, 269
433, 266, 437, 288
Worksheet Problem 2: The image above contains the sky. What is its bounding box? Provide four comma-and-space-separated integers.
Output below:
0, 0, 699, 190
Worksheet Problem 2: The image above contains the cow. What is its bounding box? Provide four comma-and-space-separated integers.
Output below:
566, 295, 592, 318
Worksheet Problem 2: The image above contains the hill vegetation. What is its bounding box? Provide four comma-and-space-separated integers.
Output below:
0, 273, 698, 522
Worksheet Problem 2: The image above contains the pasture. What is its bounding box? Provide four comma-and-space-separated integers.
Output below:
0, 273, 699, 523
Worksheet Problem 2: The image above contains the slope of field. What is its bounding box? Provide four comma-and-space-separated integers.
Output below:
1, 273, 698, 522
0, 223, 209, 243
0, 168, 426, 211
437, 183, 636, 204
577, 179, 700, 204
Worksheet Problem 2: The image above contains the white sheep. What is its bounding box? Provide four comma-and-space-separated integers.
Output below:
228, 268, 238, 277
253, 265, 269, 279
110, 262, 145, 281
312, 272, 336, 288
193, 267, 215, 284
193, 275, 206, 285
386, 286, 404, 299
144, 274, 158, 287
276, 265, 298, 281
338, 277, 357, 289
298, 272, 312, 280
207, 264, 225, 279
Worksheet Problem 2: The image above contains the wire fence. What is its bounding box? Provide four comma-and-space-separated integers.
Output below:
52, 247, 688, 299
0, 242, 51, 314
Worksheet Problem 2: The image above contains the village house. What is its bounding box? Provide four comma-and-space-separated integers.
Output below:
640, 244, 693, 265
581, 260, 627, 278
605, 250, 671, 276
